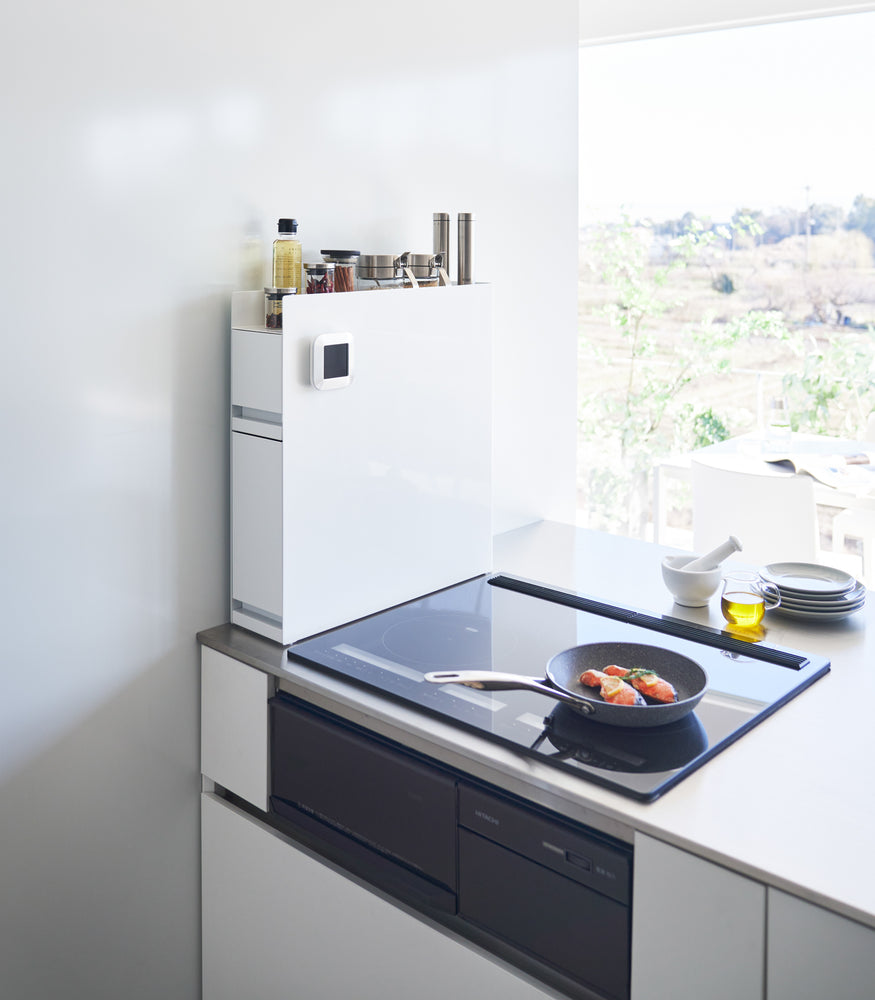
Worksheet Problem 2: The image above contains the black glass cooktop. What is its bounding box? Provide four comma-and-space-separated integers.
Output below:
285, 574, 830, 802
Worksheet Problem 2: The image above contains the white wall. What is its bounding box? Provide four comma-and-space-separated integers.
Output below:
0, 2, 578, 997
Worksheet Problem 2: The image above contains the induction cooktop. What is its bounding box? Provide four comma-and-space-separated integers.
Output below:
285, 574, 830, 801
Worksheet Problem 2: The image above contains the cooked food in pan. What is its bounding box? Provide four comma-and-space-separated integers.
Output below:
579, 669, 646, 706
580, 665, 678, 706
602, 664, 678, 704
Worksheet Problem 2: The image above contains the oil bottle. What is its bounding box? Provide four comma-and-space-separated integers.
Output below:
272, 218, 303, 294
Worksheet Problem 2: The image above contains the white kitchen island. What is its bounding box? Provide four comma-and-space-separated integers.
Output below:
199, 520, 875, 1000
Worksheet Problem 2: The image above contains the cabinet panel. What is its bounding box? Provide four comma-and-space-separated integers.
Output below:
200, 648, 268, 809
231, 329, 282, 414
231, 431, 282, 621
631, 834, 765, 1000
767, 888, 875, 1000
201, 793, 557, 1000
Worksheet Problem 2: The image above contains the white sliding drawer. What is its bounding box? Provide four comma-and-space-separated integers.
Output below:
231, 329, 282, 414
231, 431, 282, 625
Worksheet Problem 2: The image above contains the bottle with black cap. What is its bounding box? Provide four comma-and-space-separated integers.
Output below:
272, 218, 303, 294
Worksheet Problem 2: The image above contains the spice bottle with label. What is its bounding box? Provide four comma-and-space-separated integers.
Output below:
272, 218, 303, 294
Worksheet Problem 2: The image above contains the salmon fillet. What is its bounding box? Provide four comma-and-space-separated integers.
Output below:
603, 663, 678, 703
579, 668, 646, 706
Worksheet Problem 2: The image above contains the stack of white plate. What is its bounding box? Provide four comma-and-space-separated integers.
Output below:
761, 562, 866, 621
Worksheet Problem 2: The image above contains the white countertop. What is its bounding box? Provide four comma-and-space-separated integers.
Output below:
491, 520, 875, 929
200, 519, 875, 930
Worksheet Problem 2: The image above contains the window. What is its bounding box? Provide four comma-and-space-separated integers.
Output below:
578, 11, 875, 544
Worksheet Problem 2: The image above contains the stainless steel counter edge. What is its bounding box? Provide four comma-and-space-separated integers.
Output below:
198, 621, 875, 931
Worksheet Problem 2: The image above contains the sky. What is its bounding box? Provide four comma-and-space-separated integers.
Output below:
579, 11, 875, 225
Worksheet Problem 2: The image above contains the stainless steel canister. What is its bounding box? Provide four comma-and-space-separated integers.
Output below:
357, 253, 405, 289
402, 252, 445, 287
433, 213, 450, 279
457, 212, 474, 285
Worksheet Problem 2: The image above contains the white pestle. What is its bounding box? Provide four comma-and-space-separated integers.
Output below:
682, 536, 742, 573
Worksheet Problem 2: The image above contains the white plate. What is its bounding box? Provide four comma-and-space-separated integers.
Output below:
762, 562, 857, 596
778, 597, 865, 611
771, 602, 864, 622
775, 581, 867, 610
777, 596, 866, 614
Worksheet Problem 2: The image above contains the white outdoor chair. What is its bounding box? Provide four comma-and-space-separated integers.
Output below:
691, 458, 820, 568
832, 511, 873, 587
830, 416, 875, 587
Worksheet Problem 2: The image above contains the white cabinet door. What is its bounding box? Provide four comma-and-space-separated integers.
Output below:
767, 888, 875, 1000
201, 793, 559, 1000
631, 834, 765, 1000
200, 648, 268, 809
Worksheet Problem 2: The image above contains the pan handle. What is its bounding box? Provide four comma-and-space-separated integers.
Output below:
423, 670, 595, 714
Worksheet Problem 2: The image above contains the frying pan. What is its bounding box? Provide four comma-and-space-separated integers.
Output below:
424, 641, 708, 729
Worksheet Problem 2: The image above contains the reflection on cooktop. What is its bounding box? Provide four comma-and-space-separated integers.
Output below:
534, 704, 709, 774
381, 612, 492, 668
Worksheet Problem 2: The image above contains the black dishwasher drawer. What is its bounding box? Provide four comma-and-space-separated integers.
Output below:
458, 785, 631, 1000
270, 694, 457, 889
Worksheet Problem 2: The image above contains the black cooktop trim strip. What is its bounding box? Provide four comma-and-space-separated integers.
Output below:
488, 574, 811, 670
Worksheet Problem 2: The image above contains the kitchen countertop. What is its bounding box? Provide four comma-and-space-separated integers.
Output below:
199, 519, 875, 931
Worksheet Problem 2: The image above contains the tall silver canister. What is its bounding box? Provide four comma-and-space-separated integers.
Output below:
457, 212, 474, 285
433, 212, 450, 280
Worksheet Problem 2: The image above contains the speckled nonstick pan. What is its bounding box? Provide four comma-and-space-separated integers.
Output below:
425, 641, 707, 729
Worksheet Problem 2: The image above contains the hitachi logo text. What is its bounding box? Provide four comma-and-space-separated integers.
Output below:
474, 809, 500, 825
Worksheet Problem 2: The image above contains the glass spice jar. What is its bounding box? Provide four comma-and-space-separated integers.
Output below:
321, 250, 360, 293
264, 286, 296, 329
303, 261, 335, 294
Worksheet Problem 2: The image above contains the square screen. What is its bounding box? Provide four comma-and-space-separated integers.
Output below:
323, 342, 349, 380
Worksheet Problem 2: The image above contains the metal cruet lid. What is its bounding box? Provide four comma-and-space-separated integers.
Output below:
357, 253, 404, 279
404, 252, 444, 278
